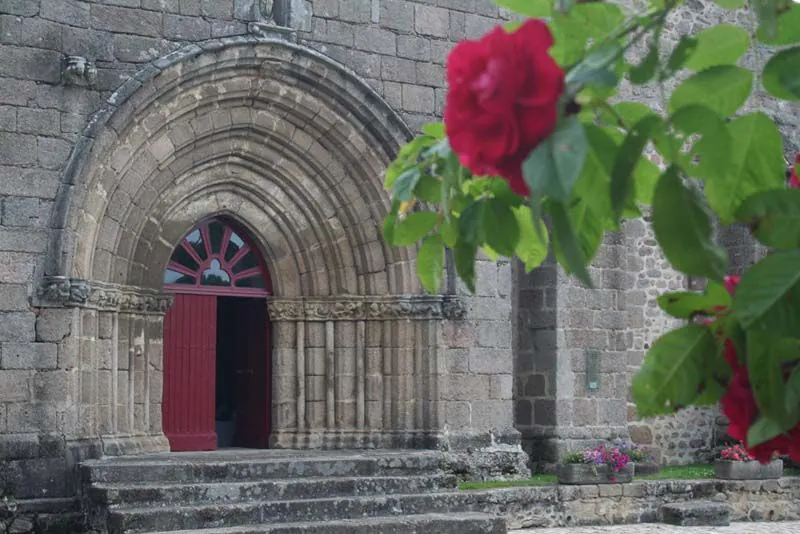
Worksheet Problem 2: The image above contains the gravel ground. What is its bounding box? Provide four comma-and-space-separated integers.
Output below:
511, 522, 800, 533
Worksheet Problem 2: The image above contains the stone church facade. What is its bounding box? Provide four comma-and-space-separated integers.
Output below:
0, 0, 797, 522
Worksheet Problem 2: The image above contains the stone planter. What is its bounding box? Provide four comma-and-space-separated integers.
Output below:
633, 462, 660, 476
714, 459, 783, 480
558, 463, 634, 485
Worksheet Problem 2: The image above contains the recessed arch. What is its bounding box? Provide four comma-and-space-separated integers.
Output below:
38, 36, 465, 456
47, 35, 419, 298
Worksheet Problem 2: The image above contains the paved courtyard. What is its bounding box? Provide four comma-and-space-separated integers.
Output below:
512, 522, 800, 534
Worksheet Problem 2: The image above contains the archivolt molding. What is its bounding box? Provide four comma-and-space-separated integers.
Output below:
48, 35, 417, 297
267, 295, 467, 322
37, 276, 173, 314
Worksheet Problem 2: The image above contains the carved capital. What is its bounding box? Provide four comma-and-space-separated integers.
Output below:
37, 277, 173, 314
267, 295, 467, 322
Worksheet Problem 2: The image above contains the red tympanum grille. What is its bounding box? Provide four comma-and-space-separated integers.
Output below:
163, 218, 272, 297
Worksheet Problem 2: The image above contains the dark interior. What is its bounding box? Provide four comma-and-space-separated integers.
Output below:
215, 297, 271, 449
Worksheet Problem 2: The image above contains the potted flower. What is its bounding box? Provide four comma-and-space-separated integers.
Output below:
613, 440, 659, 476
559, 444, 633, 485
714, 443, 783, 480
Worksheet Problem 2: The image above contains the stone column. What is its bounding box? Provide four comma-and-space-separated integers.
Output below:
268, 295, 463, 450
36, 277, 172, 457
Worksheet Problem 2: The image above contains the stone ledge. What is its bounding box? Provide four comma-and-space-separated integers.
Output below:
462, 476, 800, 529
661, 501, 731, 527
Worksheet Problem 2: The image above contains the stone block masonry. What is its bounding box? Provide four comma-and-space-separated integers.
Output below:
0, 2, 798, 532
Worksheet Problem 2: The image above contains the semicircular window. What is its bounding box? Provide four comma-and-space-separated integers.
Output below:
163, 219, 271, 296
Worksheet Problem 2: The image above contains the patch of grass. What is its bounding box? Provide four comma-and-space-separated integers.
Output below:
634, 463, 714, 480
458, 462, 800, 491
784, 466, 800, 477
458, 474, 557, 490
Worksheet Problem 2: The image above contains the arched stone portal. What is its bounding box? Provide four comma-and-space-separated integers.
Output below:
36, 36, 467, 456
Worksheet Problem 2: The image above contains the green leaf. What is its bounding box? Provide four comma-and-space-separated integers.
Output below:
576, 125, 616, 214
657, 281, 732, 319
747, 333, 799, 428
763, 47, 800, 101
392, 212, 439, 246
694, 379, 726, 407
629, 41, 659, 85
736, 189, 800, 250
786, 365, 800, 416
705, 112, 786, 223
454, 240, 477, 293
422, 122, 445, 139
391, 168, 422, 202
567, 195, 607, 262
414, 175, 442, 203
549, 200, 593, 288
747, 416, 785, 448
523, 116, 588, 203
652, 166, 727, 281
633, 157, 660, 205
669, 104, 732, 181
662, 35, 699, 78
611, 115, 662, 218
440, 218, 458, 248
566, 43, 622, 88
756, 5, 800, 45
732, 249, 800, 338
495, 0, 552, 17
614, 102, 656, 128
711, 0, 745, 8
459, 200, 486, 246
669, 65, 752, 117
483, 198, 519, 257
754, 0, 780, 42
684, 24, 751, 71
632, 324, 717, 417
383, 212, 397, 246
416, 235, 445, 294
513, 206, 549, 272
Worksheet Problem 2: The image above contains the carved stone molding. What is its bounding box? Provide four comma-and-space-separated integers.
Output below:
37, 277, 173, 313
267, 295, 467, 322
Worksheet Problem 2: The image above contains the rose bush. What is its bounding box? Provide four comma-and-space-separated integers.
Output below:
382, 0, 800, 463
444, 19, 565, 196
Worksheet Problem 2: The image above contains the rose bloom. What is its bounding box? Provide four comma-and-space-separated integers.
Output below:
789, 153, 800, 189
444, 19, 565, 196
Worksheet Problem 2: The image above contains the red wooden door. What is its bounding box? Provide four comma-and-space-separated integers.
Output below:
233, 298, 271, 448
163, 294, 218, 452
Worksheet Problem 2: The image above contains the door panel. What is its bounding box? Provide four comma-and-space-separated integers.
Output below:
233, 298, 271, 448
163, 294, 217, 451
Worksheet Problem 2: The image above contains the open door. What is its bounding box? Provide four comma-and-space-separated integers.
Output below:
163, 294, 218, 451
163, 217, 273, 451
230, 297, 271, 448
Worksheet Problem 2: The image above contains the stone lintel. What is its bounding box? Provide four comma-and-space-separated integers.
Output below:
36, 276, 173, 314
267, 294, 466, 322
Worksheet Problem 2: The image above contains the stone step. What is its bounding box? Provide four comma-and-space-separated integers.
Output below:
660, 501, 731, 527
89, 474, 458, 506
144, 513, 505, 534
82, 451, 442, 485
106, 491, 478, 533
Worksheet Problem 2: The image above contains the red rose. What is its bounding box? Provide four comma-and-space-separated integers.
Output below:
723, 339, 741, 372
721, 370, 758, 443
789, 153, 799, 189
724, 275, 740, 296
444, 19, 565, 196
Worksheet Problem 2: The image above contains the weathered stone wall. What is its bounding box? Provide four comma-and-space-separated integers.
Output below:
0, 0, 526, 513
621, 216, 719, 466
466, 476, 800, 529
515, 232, 635, 465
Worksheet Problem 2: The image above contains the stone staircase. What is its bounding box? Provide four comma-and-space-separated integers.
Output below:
80, 450, 506, 534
